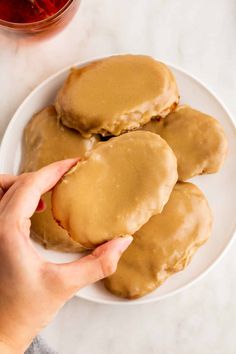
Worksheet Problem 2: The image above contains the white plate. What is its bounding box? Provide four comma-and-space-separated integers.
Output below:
1, 57, 236, 305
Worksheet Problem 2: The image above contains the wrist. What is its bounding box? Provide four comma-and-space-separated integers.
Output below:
0, 330, 32, 354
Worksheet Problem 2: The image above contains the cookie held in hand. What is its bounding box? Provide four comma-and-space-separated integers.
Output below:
52, 131, 178, 248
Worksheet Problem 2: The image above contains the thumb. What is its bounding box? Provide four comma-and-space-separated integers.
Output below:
54, 236, 133, 294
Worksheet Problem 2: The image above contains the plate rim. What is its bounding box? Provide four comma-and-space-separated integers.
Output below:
1, 55, 236, 305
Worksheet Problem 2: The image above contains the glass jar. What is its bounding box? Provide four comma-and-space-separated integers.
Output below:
0, 0, 81, 38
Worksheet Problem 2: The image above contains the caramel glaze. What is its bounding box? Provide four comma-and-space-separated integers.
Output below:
55, 55, 179, 137
104, 182, 212, 299
52, 131, 178, 249
143, 105, 228, 181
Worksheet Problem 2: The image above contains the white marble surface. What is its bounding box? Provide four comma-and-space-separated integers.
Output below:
0, 0, 236, 353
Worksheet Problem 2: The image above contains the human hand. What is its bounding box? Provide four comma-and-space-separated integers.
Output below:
0, 159, 132, 354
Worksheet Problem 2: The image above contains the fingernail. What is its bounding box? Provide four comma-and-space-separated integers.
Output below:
0, 188, 4, 200
118, 236, 133, 252
35, 198, 46, 212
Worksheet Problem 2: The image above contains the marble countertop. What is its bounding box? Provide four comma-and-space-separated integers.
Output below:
0, 0, 236, 353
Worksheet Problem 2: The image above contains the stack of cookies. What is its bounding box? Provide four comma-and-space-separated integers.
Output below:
21, 55, 228, 299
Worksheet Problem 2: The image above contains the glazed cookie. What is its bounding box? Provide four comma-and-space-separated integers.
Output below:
22, 106, 99, 252
104, 182, 212, 299
21, 106, 99, 171
55, 55, 179, 137
52, 131, 178, 248
143, 105, 228, 180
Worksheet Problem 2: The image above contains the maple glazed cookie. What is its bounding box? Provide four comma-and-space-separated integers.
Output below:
143, 105, 228, 181
51, 131, 178, 249
55, 55, 179, 137
104, 182, 212, 299
22, 106, 99, 252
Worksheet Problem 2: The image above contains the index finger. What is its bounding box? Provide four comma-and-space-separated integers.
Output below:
0, 174, 18, 190
0, 158, 79, 219
0, 175, 18, 200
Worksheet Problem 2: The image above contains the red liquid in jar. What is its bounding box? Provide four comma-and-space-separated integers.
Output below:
0, 0, 70, 23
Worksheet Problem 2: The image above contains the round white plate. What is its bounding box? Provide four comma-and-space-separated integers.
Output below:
1, 57, 236, 305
